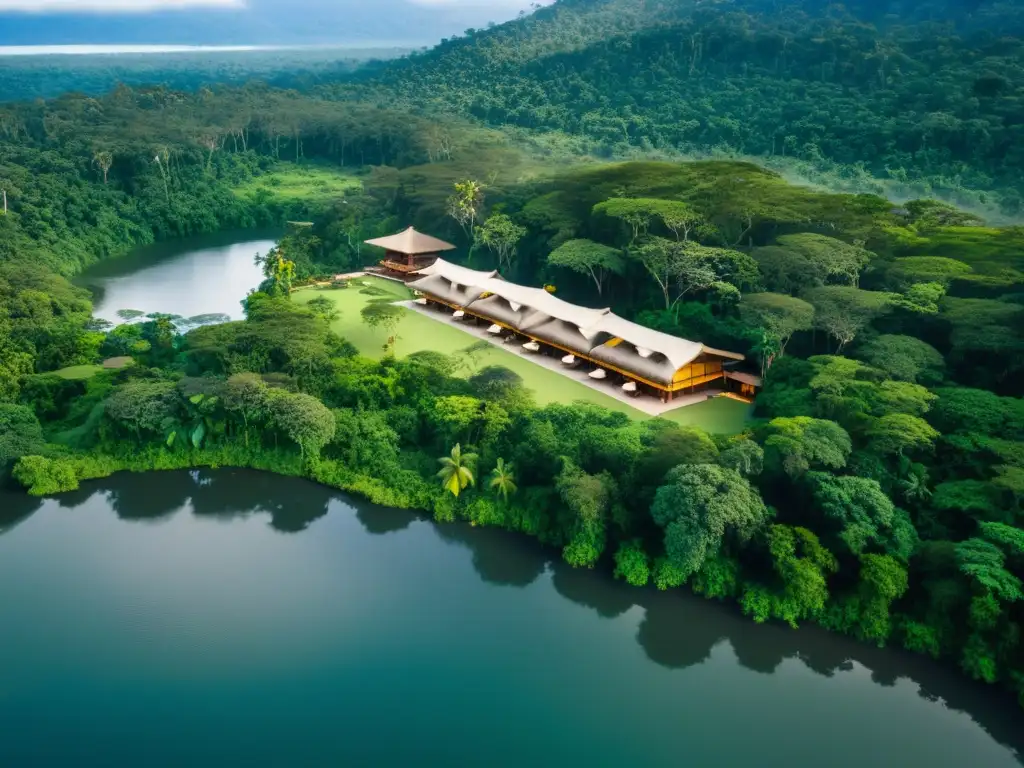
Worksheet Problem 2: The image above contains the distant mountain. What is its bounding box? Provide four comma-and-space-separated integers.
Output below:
338, 0, 1023, 213
0, 0, 545, 47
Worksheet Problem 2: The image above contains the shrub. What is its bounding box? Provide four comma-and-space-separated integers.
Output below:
652, 557, 686, 590
13, 455, 80, 496
613, 540, 650, 586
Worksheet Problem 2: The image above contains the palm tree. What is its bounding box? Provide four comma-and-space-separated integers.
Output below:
489, 458, 518, 503
93, 150, 113, 185
438, 443, 477, 498
898, 457, 931, 503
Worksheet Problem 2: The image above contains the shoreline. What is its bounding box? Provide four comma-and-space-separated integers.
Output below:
11, 448, 1024, 745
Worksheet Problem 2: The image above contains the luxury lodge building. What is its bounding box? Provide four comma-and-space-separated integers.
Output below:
408, 259, 761, 403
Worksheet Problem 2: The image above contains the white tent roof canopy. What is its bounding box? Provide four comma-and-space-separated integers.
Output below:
585, 313, 713, 370
413, 257, 498, 285
410, 258, 744, 372
484, 281, 612, 333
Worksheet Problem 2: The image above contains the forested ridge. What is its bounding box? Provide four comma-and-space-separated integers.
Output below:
0, 47, 406, 102
1, 0, 1024, 711
333, 0, 1024, 214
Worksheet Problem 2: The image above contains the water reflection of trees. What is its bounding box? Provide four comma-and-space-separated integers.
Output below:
439, 521, 1024, 759
18, 470, 1024, 757
355, 504, 416, 536
187, 470, 333, 533
435, 524, 548, 587
58, 469, 334, 532
0, 491, 43, 537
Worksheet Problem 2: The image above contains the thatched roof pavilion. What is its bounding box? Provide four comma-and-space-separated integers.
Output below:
365, 227, 456, 276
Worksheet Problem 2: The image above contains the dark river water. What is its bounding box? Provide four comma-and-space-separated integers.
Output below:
0, 470, 1022, 767
77, 230, 277, 324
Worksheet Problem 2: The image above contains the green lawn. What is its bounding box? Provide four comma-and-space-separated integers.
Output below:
234, 163, 362, 206
53, 365, 103, 380
293, 277, 752, 434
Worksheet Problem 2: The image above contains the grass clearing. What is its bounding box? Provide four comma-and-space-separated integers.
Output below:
293, 277, 752, 434
234, 163, 362, 206
53, 365, 103, 380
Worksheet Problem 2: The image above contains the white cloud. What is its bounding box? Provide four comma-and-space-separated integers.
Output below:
0, 0, 244, 11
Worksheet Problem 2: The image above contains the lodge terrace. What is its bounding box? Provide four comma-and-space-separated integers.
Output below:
406, 258, 761, 404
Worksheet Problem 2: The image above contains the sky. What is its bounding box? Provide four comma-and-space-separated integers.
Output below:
0, 0, 553, 46
0, 0, 540, 8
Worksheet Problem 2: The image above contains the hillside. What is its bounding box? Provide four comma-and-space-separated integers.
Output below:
335, 0, 1024, 214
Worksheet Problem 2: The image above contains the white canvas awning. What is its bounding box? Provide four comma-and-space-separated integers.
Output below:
410, 258, 746, 380
452, 310, 465, 319
622, 381, 638, 393
411, 257, 497, 283
589, 368, 608, 380
522, 341, 540, 352
416, 298, 428, 305
561, 354, 576, 365
488, 324, 502, 335
586, 314, 707, 370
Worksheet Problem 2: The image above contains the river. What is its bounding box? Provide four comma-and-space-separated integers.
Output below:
0, 470, 1021, 767
77, 230, 277, 325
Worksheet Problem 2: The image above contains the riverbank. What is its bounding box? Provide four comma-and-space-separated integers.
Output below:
14, 446, 431, 511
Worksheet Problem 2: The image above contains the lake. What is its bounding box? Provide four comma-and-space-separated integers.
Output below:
77, 231, 277, 325
0, 469, 1021, 767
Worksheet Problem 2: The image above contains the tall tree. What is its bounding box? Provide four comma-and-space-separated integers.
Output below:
855, 335, 945, 385
268, 390, 335, 460
92, 150, 113, 185
447, 179, 485, 241
557, 459, 615, 568
806, 286, 891, 353
592, 197, 655, 243
547, 239, 625, 296
807, 472, 918, 561
760, 416, 852, 477
476, 213, 527, 272
774, 233, 873, 287
650, 463, 770, 580
222, 373, 270, 446
489, 457, 518, 503
740, 292, 815, 376
628, 237, 757, 311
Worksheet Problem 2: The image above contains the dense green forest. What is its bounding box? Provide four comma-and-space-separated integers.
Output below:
336, 0, 1024, 214
6, 0, 1022, 213
0, 47, 406, 102
1, 0, 1023, 709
